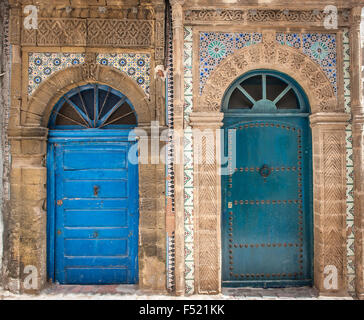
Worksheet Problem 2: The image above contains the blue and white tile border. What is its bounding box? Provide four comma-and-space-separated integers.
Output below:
28, 52, 151, 98
184, 26, 195, 295
28, 52, 85, 96
343, 28, 355, 294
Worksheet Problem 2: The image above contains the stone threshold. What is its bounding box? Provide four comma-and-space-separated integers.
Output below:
0, 285, 357, 300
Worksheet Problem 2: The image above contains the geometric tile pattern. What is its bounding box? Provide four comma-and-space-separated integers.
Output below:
28, 52, 151, 98
342, 28, 355, 294
199, 32, 337, 96
166, 13, 176, 292
184, 26, 195, 295
277, 32, 338, 95
97, 53, 151, 97
28, 52, 85, 96
199, 32, 262, 94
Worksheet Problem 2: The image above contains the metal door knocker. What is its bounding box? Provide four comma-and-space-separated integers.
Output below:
259, 164, 271, 178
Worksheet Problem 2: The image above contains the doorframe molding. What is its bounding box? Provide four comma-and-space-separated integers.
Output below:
190, 35, 351, 295
190, 110, 350, 296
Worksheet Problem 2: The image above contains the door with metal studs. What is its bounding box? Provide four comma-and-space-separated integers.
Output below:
222, 71, 313, 288
47, 84, 139, 284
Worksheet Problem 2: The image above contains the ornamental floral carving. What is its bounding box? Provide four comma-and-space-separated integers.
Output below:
184, 9, 350, 26
198, 42, 338, 113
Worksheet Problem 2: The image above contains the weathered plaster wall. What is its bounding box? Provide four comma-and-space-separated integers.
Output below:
3, 0, 167, 294
0, 0, 10, 287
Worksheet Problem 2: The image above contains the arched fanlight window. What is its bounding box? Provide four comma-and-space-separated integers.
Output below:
223, 70, 309, 113
48, 84, 137, 129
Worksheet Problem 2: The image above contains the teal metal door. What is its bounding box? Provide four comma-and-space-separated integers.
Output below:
221, 71, 313, 287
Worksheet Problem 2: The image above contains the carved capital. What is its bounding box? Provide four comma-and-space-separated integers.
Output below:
309, 113, 350, 128
351, 7, 363, 26
170, 0, 185, 7
171, 0, 184, 28
189, 112, 224, 129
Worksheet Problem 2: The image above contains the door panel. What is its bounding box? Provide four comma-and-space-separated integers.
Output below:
222, 119, 312, 287
53, 141, 138, 284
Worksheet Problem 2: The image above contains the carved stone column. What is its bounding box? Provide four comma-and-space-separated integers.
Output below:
310, 113, 350, 296
190, 112, 224, 294
170, 0, 185, 296
350, 7, 364, 300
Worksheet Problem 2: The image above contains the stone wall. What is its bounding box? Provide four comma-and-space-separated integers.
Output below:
0, 0, 10, 288
2, 0, 167, 294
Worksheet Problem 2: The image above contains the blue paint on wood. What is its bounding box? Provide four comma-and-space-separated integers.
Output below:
48, 137, 139, 284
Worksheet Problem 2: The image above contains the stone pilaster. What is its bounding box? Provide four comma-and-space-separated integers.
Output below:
136, 126, 167, 292
170, 0, 185, 296
350, 6, 364, 300
5, 127, 48, 294
310, 113, 350, 296
190, 111, 223, 294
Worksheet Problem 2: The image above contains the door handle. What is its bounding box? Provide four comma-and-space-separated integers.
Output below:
259, 164, 271, 178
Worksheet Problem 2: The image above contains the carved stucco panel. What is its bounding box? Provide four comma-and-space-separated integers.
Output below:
198, 42, 338, 114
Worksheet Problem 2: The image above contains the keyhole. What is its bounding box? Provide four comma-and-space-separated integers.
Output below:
93, 185, 100, 197
93, 231, 99, 238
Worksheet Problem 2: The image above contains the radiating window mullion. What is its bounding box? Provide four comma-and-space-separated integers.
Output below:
77, 87, 90, 121
96, 87, 111, 124
273, 85, 292, 105
54, 110, 89, 128
262, 74, 266, 100
99, 111, 134, 128
98, 96, 127, 127
93, 84, 99, 128
63, 96, 91, 127
236, 85, 256, 105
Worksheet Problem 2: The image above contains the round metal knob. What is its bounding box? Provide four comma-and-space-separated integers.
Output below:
259, 164, 271, 178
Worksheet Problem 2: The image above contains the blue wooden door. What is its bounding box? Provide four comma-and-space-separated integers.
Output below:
47, 84, 139, 284
222, 119, 312, 287
51, 140, 138, 284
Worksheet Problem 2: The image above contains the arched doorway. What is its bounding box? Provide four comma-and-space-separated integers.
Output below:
221, 70, 313, 288
47, 84, 139, 284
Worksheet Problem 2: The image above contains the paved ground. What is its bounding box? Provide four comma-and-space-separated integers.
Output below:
0, 285, 356, 300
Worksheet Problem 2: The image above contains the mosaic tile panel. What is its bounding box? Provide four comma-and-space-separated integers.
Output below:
343, 29, 355, 294
199, 32, 262, 94
28, 52, 151, 98
97, 53, 151, 97
28, 52, 85, 96
184, 26, 195, 295
277, 33, 337, 95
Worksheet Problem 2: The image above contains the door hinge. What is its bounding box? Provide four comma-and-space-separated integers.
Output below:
57, 200, 63, 206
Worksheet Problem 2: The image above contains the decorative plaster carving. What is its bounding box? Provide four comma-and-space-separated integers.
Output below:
21, 18, 154, 47
198, 40, 337, 113
184, 9, 350, 26
81, 53, 97, 81
87, 19, 153, 47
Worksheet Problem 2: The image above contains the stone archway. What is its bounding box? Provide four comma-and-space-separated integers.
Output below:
5, 65, 166, 293
19, 64, 153, 128
190, 32, 350, 295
